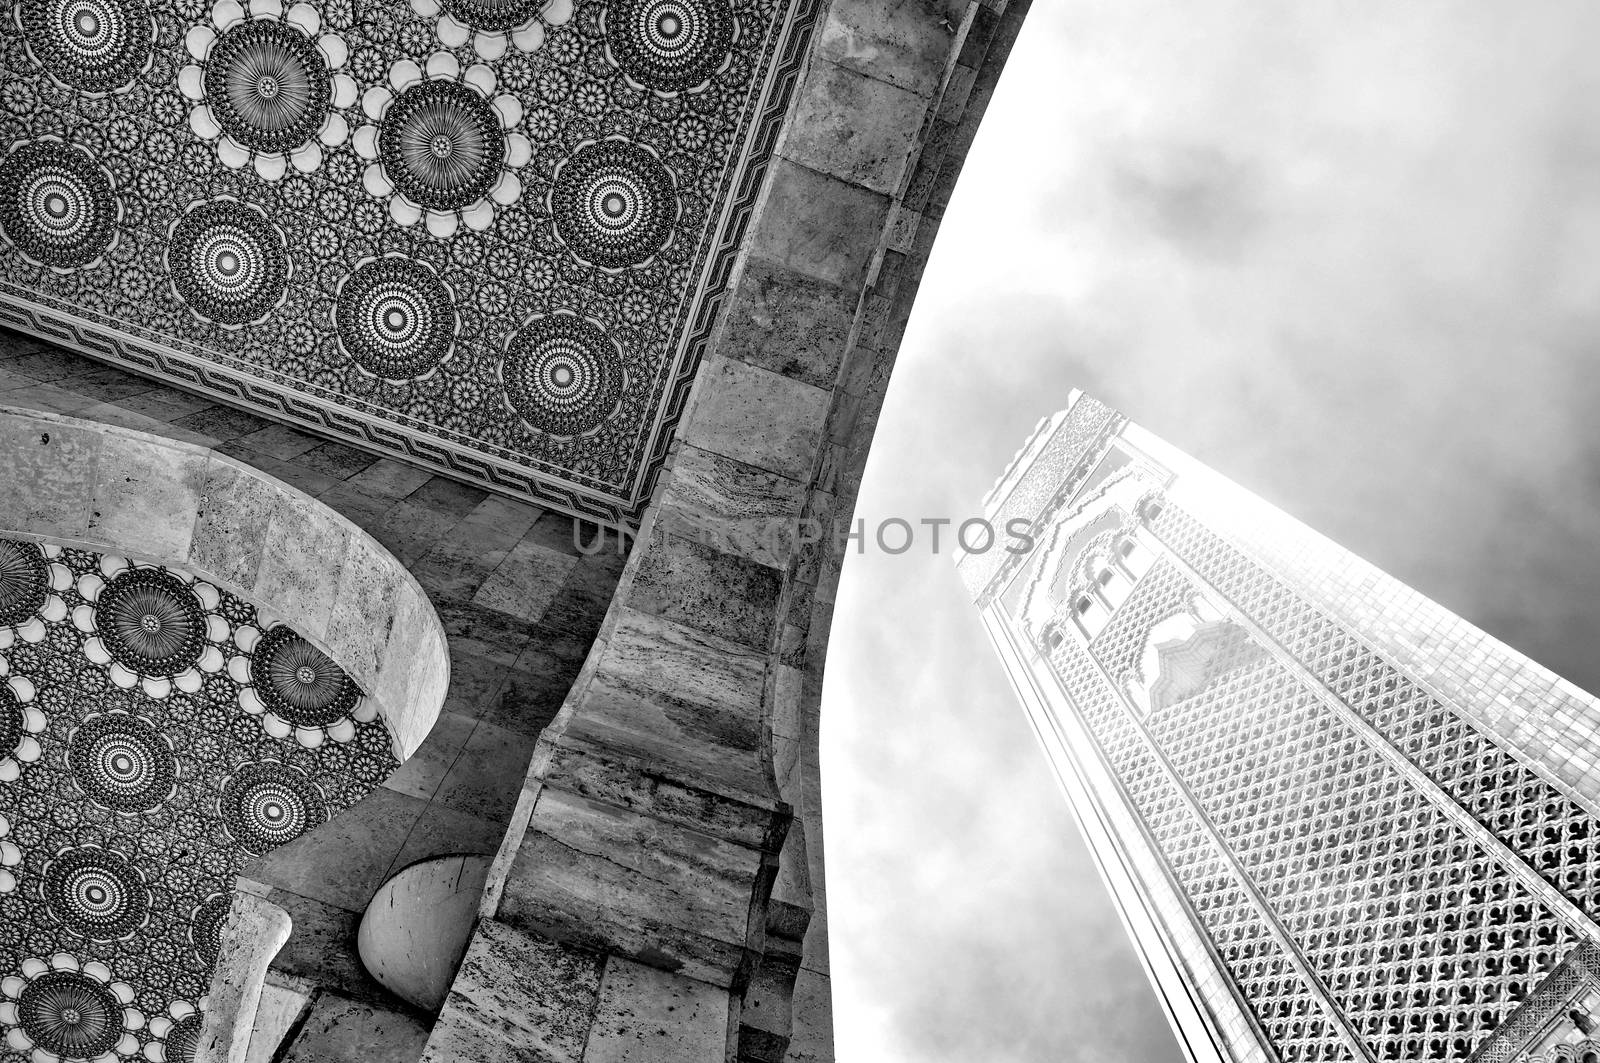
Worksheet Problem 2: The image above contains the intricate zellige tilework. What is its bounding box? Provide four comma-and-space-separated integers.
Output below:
0, 0, 818, 526
0, 537, 396, 1063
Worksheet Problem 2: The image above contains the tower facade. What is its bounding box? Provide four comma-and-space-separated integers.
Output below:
960, 394, 1600, 1063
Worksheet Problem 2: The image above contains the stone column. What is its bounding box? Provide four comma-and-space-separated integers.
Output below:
419, 0, 1032, 1059
197, 891, 293, 1063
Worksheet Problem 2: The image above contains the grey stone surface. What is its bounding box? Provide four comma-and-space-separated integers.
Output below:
711, 258, 857, 391
778, 59, 931, 195
0, 405, 448, 762
278, 993, 430, 1063
582, 957, 729, 1063
680, 356, 830, 484
421, 920, 603, 1063
198, 893, 293, 1063
357, 855, 491, 1012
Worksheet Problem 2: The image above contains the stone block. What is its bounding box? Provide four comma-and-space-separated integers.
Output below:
815, 0, 963, 97
325, 534, 405, 689
382, 709, 476, 803
87, 433, 207, 561
779, 59, 930, 195
0, 412, 97, 539
248, 786, 427, 912
431, 717, 537, 824
190, 458, 277, 590
713, 257, 856, 390
474, 537, 579, 622
252, 496, 351, 645
500, 786, 759, 986
626, 524, 783, 650
680, 356, 829, 486
278, 993, 429, 1063
655, 444, 809, 571
747, 158, 891, 291
581, 957, 730, 1063
422, 920, 604, 1063
562, 607, 769, 801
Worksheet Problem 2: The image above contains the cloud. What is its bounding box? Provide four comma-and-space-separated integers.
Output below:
823, 1, 1600, 1060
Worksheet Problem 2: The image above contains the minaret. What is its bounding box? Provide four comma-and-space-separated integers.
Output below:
959, 393, 1600, 1062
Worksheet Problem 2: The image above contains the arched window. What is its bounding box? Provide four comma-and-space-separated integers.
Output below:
1114, 535, 1154, 580
1094, 555, 1132, 610
1072, 592, 1109, 638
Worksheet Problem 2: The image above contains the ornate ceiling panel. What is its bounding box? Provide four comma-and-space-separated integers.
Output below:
0, 0, 817, 525
0, 537, 396, 1063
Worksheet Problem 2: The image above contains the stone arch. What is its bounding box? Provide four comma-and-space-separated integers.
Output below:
0, 407, 449, 1063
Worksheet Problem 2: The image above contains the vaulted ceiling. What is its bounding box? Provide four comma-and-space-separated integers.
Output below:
0, 536, 395, 1063
0, 0, 814, 524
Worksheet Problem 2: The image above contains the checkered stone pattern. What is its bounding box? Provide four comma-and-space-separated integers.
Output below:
1152, 504, 1600, 940
1047, 534, 1600, 1060
1048, 626, 1355, 1060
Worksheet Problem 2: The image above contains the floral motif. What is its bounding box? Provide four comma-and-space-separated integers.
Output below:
0, 138, 122, 272
165, 196, 291, 327
0, 673, 44, 783
353, 51, 529, 237
549, 138, 676, 270
219, 760, 328, 854
500, 313, 624, 436
71, 559, 229, 699
0, 955, 144, 1063
145, 999, 201, 1063
0, 540, 71, 645
178, 0, 356, 181
410, 0, 572, 61
333, 254, 458, 379
0, 813, 19, 895
602, 0, 735, 94
228, 624, 374, 746
16, 0, 155, 97
40, 846, 152, 941
67, 712, 180, 813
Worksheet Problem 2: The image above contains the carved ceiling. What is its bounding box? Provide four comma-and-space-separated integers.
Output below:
0, 537, 396, 1063
0, 0, 816, 525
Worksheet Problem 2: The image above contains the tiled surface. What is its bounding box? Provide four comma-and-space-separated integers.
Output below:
0, 324, 628, 1011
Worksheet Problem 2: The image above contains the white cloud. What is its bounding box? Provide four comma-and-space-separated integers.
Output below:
823, 1, 1600, 1058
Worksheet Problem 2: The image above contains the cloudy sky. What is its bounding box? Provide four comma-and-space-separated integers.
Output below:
820, 1, 1600, 1059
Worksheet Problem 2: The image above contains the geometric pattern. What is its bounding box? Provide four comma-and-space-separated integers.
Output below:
0, 536, 396, 1063
0, 0, 819, 527
1048, 512, 1600, 1061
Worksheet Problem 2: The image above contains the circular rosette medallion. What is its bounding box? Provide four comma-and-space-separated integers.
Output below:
0, 140, 119, 271
93, 568, 206, 678
550, 140, 676, 270
203, 19, 330, 156
501, 315, 624, 437
180, 2, 355, 180
41, 846, 151, 941
356, 53, 529, 236
155, 1011, 202, 1063
0, 957, 143, 1061
220, 761, 328, 854
167, 198, 290, 327
335, 256, 457, 380
603, 0, 734, 94
18, 0, 153, 95
245, 625, 363, 733
68, 712, 178, 813
0, 540, 49, 629
380, 79, 505, 214
189, 893, 231, 965
441, 0, 540, 34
